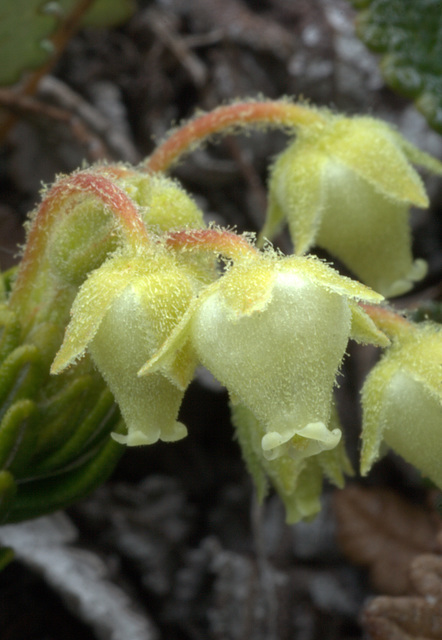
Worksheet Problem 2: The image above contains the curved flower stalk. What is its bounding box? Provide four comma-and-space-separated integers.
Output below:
232, 402, 353, 523
143, 248, 388, 462
265, 114, 442, 297
13, 166, 206, 322
145, 99, 325, 173
144, 99, 442, 297
361, 319, 442, 488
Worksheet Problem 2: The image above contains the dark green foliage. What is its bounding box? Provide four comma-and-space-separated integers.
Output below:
409, 301, 442, 324
0, 294, 124, 524
0, 0, 135, 86
351, 0, 442, 133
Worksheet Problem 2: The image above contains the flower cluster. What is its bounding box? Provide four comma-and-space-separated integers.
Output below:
2, 99, 442, 525
52, 230, 387, 520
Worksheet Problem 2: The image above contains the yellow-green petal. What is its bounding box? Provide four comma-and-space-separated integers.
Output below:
266, 142, 328, 253
392, 132, 442, 176
51, 258, 132, 373
315, 166, 427, 296
381, 371, 442, 487
282, 255, 384, 303
360, 356, 397, 475
325, 117, 429, 207
349, 301, 390, 347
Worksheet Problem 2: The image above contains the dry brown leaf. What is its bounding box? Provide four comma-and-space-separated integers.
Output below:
333, 486, 440, 595
362, 554, 442, 640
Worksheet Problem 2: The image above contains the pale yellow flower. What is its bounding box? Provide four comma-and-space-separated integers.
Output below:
265, 114, 442, 296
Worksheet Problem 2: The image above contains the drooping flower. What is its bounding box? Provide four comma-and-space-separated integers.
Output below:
264, 114, 442, 297
51, 246, 203, 446
144, 251, 388, 461
361, 321, 442, 488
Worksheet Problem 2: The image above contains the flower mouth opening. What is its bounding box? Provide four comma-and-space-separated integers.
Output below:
261, 420, 342, 461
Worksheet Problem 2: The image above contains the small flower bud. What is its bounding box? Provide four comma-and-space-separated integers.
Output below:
265, 114, 442, 296
111, 168, 205, 231
47, 169, 205, 287
361, 322, 442, 488
47, 197, 119, 286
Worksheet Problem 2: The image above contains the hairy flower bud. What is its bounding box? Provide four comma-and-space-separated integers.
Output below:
361, 322, 442, 488
265, 114, 442, 296
47, 197, 119, 286
110, 168, 205, 231
48, 168, 206, 287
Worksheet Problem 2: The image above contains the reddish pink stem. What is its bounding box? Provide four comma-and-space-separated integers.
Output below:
360, 303, 412, 339
145, 100, 324, 173
93, 164, 141, 181
10, 171, 149, 307
166, 228, 257, 260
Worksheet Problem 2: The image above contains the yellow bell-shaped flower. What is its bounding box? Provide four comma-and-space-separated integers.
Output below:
265, 114, 442, 297
51, 247, 200, 446
187, 253, 387, 460
361, 321, 442, 488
